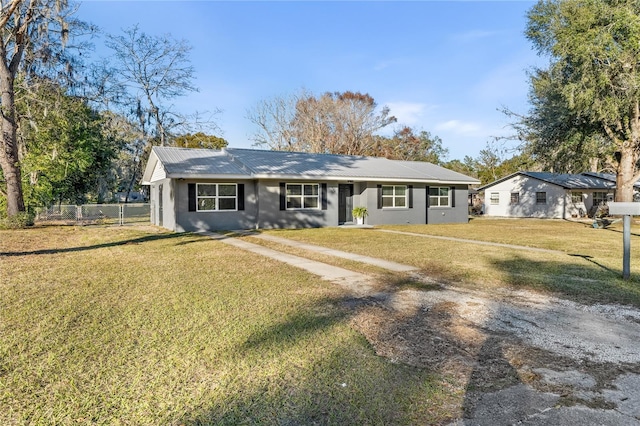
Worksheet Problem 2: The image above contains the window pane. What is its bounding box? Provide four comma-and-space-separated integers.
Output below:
395, 196, 406, 207
304, 184, 319, 195
429, 187, 439, 196
395, 186, 406, 196
439, 187, 449, 196
382, 197, 394, 207
382, 186, 394, 196
198, 184, 216, 196
430, 196, 439, 206
440, 197, 449, 206
218, 184, 236, 196
287, 185, 302, 196
198, 198, 216, 211
304, 196, 318, 208
287, 197, 302, 209
219, 198, 236, 210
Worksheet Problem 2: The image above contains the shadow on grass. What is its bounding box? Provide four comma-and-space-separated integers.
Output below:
0, 232, 205, 257
176, 289, 449, 425
491, 254, 640, 306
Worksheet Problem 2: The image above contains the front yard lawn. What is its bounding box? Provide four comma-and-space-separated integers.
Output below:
1, 227, 455, 425
263, 218, 640, 306
3, 218, 639, 424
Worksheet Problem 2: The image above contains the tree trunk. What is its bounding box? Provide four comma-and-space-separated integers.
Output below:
615, 146, 637, 202
0, 66, 24, 216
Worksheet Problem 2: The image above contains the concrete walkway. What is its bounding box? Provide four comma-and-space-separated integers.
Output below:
197, 231, 375, 295
377, 228, 565, 254
251, 233, 418, 272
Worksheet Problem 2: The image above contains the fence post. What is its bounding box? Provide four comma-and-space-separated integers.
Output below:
119, 205, 124, 226
76, 206, 81, 223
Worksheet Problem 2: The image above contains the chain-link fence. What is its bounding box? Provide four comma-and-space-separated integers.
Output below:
34, 204, 150, 226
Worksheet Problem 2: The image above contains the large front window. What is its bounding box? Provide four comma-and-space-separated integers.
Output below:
197, 183, 237, 211
429, 187, 450, 207
382, 185, 407, 208
287, 183, 319, 209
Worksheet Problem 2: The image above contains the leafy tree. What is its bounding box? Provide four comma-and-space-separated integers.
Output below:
172, 132, 228, 149
444, 156, 478, 178
505, 69, 614, 174
16, 78, 121, 206
248, 89, 396, 155
369, 126, 448, 163
0, 0, 87, 217
525, 0, 640, 201
469, 142, 535, 185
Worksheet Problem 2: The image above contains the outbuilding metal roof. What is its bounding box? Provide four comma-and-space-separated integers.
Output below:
143, 146, 480, 184
478, 171, 616, 191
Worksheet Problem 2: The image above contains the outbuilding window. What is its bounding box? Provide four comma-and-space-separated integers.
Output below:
571, 192, 583, 203
196, 183, 237, 211
489, 192, 499, 205
510, 193, 520, 204
536, 192, 547, 205
286, 183, 319, 209
382, 185, 407, 208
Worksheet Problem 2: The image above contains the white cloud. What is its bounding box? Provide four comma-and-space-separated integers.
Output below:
385, 102, 434, 126
435, 119, 483, 136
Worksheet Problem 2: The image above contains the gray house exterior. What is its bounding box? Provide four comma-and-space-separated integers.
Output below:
479, 172, 618, 219
142, 147, 480, 232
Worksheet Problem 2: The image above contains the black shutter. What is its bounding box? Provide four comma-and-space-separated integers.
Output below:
321, 183, 328, 210
279, 182, 286, 211
237, 184, 245, 211
450, 186, 456, 208
377, 185, 382, 209
188, 183, 196, 212
408, 185, 413, 208
426, 186, 430, 209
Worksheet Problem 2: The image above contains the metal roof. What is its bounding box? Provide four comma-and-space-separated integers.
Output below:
143, 146, 480, 184
581, 172, 640, 188
478, 171, 616, 191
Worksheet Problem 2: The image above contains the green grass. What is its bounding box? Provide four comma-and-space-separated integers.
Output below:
262, 218, 640, 306
0, 226, 457, 425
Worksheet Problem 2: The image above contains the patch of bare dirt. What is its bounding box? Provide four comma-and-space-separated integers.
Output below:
343, 279, 640, 424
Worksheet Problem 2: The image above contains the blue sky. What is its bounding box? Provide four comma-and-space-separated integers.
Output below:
78, 1, 545, 161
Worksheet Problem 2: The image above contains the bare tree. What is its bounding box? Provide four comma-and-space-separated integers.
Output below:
0, 0, 84, 217
248, 89, 396, 155
105, 25, 201, 147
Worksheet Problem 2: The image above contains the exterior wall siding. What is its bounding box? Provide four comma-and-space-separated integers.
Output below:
256, 180, 339, 228
427, 185, 470, 224
484, 176, 570, 219
152, 178, 471, 231
174, 179, 258, 232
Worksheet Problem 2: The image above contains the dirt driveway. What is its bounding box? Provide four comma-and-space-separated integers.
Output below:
217, 231, 640, 425
350, 274, 640, 425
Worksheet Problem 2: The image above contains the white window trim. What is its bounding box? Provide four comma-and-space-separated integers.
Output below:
510, 192, 519, 205
489, 192, 500, 205
286, 183, 320, 210
196, 183, 238, 212
429, 186, 451, 208
382, 185, 408, 209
